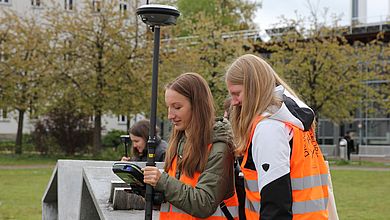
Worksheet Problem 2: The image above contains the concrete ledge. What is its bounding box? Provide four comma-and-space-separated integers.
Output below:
81, 166, 160, 219
42, 160, 164, 220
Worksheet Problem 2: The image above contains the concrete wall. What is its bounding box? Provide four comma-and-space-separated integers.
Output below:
42, 160, 164, 220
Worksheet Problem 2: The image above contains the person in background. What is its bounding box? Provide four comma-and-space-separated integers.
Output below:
226, 54, 329, 220
143, 72, 239, 219
344, 130, 355, 161
121, 119, 167, 162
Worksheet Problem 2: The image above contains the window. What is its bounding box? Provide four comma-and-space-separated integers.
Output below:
92, 0, 101, 12
0, 0, 10, 4
0, 109, 9, 121
119, 1, 128, 13
118, 115, 127, 124
65, 0, 73, 10
31, 0, 41, 6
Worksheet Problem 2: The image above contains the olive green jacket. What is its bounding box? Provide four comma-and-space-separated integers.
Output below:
155, 117, 235, 218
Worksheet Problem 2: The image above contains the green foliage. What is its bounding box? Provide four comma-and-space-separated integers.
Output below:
102, 129, 128, 149
31, 99, 94, 155
177, 0, 259, 32
262, 16, 384, 123
0, 10, 51, 154
0, 140, 15, 152
0, 135, 35, 153
41, 0, 152, 153
159, 4, 257, 116
97, 147, 126, 161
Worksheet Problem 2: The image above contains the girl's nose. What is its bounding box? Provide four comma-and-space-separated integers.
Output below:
167, 110, 174, 120
231, 98, 240, 106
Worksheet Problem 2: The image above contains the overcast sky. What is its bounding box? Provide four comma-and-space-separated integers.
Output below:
254, 0, 390, 30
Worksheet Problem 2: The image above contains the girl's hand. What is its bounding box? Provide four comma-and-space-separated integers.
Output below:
121, 156, 130, 161
143, 166, 162, 187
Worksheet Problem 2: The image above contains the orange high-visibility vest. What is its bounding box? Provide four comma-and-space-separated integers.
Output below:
160, 146, 239, 220
241, 116, 329, 220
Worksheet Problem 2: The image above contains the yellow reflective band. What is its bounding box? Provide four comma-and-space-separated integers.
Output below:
148, 154, 155, 158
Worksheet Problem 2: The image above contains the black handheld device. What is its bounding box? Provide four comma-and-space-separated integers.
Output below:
112, 162, 145, 197
120, 135, 130, 158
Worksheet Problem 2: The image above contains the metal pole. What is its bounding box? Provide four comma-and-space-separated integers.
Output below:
145, 25, 160, 220
124, 142, 128, 158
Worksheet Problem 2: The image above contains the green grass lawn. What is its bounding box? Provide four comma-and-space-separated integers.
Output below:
331, 169, 390, 220
0, 168, 53, 220
0, 157, 389, 219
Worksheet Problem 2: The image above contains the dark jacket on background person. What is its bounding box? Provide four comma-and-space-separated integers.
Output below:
155, 117, 236, 218
133, 139, 168, 162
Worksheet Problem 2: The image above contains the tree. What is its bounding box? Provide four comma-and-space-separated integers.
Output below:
45, 1, 151, 154
177, 0, 260, 32
158, 0, 260, 115
368, 36, 390, 113
263, 17, 383, 124
0, 10, 50, 154
0, 12, 14, 117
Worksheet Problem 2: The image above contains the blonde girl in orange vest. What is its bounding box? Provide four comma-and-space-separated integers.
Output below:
226, 54, 329, 220
143, 73, 239, 219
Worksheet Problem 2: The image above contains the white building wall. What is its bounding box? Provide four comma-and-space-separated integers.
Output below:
351, 0, 367, 24
101, 113, 145, 135
0, 111, 34, 138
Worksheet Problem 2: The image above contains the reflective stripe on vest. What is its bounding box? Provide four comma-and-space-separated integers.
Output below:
159, 145, 239, 220
293, 197, 328, 214
245, 196, 260, 213
161, 202, 239, 218
245, 173, 329, 192
244, 179, 258, 192
291, 174, 328, 190
241, 116, 329, 220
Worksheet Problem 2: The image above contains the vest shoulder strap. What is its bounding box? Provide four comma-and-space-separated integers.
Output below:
219, 201, 234, 220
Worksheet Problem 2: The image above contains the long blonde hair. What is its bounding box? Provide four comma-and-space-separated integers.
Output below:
226, 54, 298, 155
164, 73, 215, 177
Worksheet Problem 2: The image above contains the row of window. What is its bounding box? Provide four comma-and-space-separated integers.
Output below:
0, 110, 129, 125
0, 1, 129, 12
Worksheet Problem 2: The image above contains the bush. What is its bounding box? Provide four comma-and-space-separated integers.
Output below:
98, 147, 125, 161
102, 129, 128, 149
31, 100, 94, 155
31, 122, 60, 155
0, 141, 14, 152
0, 134, 34, 153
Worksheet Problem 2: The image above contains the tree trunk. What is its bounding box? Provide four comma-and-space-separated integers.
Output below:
126, 115, 130, 132
15, 109, 25, 154
93, 112, 102, 155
